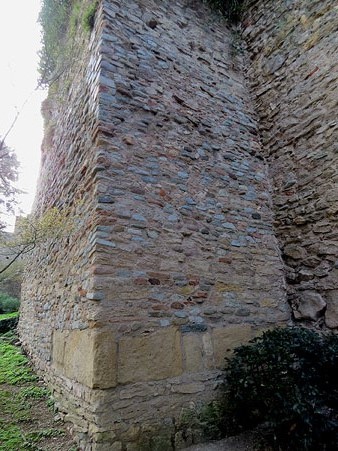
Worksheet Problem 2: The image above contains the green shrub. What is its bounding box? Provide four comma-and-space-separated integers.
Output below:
0, 293, 20, 314
224, 327, 338, 450
83, 1, 99, 32
179, 401, 224, 441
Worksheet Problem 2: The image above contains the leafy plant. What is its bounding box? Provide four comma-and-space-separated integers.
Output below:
83, 1, 99, 32
38, 0, 99, 86
0, 260, 23, 299
224, 327, 338, 450
0, 139, 19, 230
0, 207, 75, 275
180, 401, 224, 440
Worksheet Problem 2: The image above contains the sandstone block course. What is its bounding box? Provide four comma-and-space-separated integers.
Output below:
212, 325, 253, 368
53, 329, 117, 389
118, 327, 182, 384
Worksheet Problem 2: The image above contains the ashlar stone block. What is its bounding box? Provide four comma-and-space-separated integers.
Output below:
212, 325, 253, 368
52, 329, 117, 388
118, 327, 183, 384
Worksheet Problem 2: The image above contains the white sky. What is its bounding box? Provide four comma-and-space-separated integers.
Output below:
0, 1, 46, 230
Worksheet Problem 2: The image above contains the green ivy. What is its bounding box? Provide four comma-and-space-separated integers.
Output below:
83, 1, 99, 32
224, 327, 338, 450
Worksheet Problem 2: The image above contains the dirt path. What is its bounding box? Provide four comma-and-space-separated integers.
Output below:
183, 431, 258, 451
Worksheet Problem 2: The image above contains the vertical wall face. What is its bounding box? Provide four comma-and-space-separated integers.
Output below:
21, 1, 290, 449
19, 8, 103, 376
95, 0, 287, 327
244, 0, 338, 328
88, 0, 287, 448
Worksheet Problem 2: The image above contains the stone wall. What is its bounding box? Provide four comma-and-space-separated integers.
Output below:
20, 0, 291, 450
244, 0, 338, 328
19, 1, 103, 376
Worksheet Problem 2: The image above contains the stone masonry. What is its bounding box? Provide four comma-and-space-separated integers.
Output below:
244, 0, 338, 328
19, 0, 338, 449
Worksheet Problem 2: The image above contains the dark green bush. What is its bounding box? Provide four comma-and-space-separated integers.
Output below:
224, 327, 338, 450
205, 0, 246, 22
0, 293, 20, 314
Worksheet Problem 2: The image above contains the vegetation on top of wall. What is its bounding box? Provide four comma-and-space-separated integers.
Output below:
38, 0, 72, 86
38, 0, 244, 86
223, 327, 338, 450
205, 0, 247, 22
83, 1, 99, 31
38, 0, 99, 87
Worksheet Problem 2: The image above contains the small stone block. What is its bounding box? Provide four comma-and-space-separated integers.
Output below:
52, 330, 67, 369
183, 334, 204, 372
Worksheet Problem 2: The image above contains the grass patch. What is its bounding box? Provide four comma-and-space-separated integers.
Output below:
19, 386, 49, 400
0, 312, 19, 320
0, 341, 37, 385
0, 330, 18, 344
0, 424, 27, 451
0, 332, 76, 450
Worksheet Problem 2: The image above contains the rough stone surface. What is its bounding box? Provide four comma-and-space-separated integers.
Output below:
294, 291, 326, 321
244, 0, 338, 327
324, 290, 338, 329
